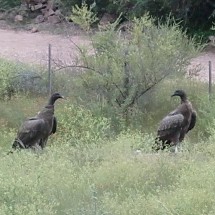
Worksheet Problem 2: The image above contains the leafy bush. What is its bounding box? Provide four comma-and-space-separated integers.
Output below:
0, 58, 55, 98
68, 2, 98, 31
74, 15, 200, 130
56, 103, 111, 145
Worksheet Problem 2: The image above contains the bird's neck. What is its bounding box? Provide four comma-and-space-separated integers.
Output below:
180, 96, 187, 103
48, 98, 56, 105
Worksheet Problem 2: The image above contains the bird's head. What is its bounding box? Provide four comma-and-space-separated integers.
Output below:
48, 92, 65, 105
171, 90, 187, 102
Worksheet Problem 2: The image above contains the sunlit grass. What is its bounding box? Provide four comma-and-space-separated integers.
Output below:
1, 131, 215, 214
0, 30, 214, 214
0, 79, 215, 214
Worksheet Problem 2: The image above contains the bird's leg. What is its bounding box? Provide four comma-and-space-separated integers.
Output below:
178, 142, 183, 152
173, 134, 180, 154
12, 138, 26, 149
175, 144, 179, 153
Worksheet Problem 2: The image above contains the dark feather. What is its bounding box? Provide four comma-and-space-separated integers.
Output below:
154, 90, 197, 152
187, 111, 197, 132
51, 117, 57, 134
12, 93, 64, 150
158, 113, 184, 136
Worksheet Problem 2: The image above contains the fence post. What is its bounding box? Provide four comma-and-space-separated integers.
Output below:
209, 60, 212, 100
48, 44, 52, 96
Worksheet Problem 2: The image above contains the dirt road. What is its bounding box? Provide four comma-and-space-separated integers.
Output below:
0, 28, 215, 81
0, 29, 89, 66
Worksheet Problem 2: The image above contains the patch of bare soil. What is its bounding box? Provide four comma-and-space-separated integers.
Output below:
189, 45, 215, 82
0, 21, 90, 66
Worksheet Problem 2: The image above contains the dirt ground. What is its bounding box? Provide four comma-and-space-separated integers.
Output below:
0, 27, 90, 66
0, 25, 215, 82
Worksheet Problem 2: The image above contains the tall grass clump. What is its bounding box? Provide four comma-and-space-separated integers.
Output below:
0, 58, 51, 99
56, 103, 111, 146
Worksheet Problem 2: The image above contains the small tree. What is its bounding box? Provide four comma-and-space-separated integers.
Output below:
77, 15, 200, 126
68, 1, 98, 31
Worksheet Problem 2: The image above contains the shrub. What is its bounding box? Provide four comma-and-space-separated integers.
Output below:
0, 58, 55, 98
74, 15, 200, 131
68, 2, 98, 31
56, 103, 111, 145
0, 0, 20, 10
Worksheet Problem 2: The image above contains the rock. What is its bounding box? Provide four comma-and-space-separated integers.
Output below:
118, 21, 133, 32
34, 14, 45, 23
209, 36, 215, 43
14, 15, 24, 22
41, 8, 48, 15
34, 0, 45, 3
46, 0, 54, 10
18, 9, 29, 18
47, 9, 55, 17
0, 12, 5, 20
6, 11, 16, 21
54, 9, 62, 17
30, 3, 44, 11
47, 15, 61, 24
99, 13, 116, 26
31, 27, 39, 33
44, 9, 55, 18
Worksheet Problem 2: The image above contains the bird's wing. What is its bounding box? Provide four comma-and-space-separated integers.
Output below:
187, 110, 197, 132
158, 113, 184, 137
17, 118, 46, 147
51, 116, 57, 134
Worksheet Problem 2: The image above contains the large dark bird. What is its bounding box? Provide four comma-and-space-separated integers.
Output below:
154, 90, 197, 153
12, 92, 64, 150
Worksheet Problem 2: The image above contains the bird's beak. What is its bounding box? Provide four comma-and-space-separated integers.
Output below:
60, 96, 66, 100
171, 93, 177, 97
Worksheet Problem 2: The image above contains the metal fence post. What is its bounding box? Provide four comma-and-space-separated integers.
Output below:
209, 60, 212, 100
48, 44, 52, 96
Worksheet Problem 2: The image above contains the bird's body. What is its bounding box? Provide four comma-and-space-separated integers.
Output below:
154, 90, 196, 153
12, 93, 64, 150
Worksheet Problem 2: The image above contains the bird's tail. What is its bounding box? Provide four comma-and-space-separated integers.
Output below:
12, 138, 26, 150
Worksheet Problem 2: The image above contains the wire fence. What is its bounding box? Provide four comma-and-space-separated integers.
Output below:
46, 43, 215, 100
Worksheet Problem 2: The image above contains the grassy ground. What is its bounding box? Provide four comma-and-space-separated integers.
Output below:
0, 27, 214, 213
1, 127, 215, 214
0, 88, 215, 214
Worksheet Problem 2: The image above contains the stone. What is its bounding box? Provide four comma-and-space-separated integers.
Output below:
47, 15, 61, 24
99, 13, 116, 26
30, 3, 44, 11
44, 9, 55, 18
14, 15, 23, 22
34, 14, 45, 23
41, 8, 48, 15
0, 12, 5, 20
48, 9, 55, 17
46, 0, 54, 10
31, 27, 39, 33
209, 35, 215, 43
54, 9, 62, 17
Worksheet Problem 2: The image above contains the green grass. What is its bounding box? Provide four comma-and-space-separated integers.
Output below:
0, 31, 214, 213
0, 89, 214, 214
0, 88, 214, 214
1, 131, 215, 214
